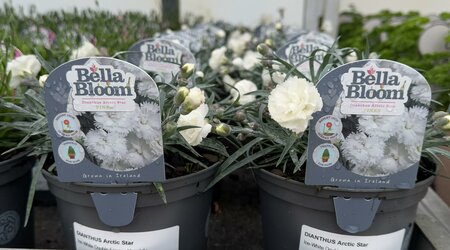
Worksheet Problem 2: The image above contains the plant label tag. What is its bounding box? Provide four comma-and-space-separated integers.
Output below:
73, 222, 179, 250
158, 32, 202, 53
299, 225, 405, 250
276, 31, 334, 78
44, 57, 165, 183
305, 59, 431, 189
126, 38, 195, 82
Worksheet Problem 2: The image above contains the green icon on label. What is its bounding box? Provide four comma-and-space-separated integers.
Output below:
68, 146, 76, 159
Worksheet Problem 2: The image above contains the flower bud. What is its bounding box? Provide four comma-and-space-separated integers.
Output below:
431, 111, 448, 122
215, 29, 226, 39
164, 121, 177, 135
257, 43, 273, 58
180, 87, 206, 114
275, 22, 283, 31
38, 74, 48, 87
234, 111, 247, 122
195, 71, 204, 79
174, 87, 190, 106
264, 39, 274, 47
237, 133, 247, 141
181, 63, 195, 79
214, 123, 231, 136
435, 115, 450, 131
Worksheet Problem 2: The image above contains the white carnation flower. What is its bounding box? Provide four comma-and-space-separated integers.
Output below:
6, 55, 42, 88
410, 84, 431, 105
133, 102, 161, 141
208, 46, 227, 71
38, 74, 48, 87
94, 105, 139, 134
223, 74, 236, 91
227, 31, 252, 56
358, 114, 403, 140
232, 57, 244, 69
268, 77, 322, 133
397, 106, 428, 146
177, 104, 212, 146
242, 50, 260, 70
261, 70, 287, 87
231, 79, 257, 105
84, 129, 128, 168
345, 52, 357, 62
70, 41, 100, 60
182, 87, 206, 111
341, 133, 385, 175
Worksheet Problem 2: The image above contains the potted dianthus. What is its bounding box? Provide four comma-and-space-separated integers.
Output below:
0, 44, 46, 247
208, 42, 450, 250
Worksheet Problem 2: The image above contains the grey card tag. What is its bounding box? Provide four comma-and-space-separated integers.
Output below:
305, 59, 431, 189
276, 31, 334, 78
126, 38, 196, 83
44, 57, 165, 183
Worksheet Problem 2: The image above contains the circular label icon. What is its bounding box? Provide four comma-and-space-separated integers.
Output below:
58, 141, 85, 164
0, 210, 20, 245
315, 115, 343, 140
53, 113, 80, 137
312, 143, 339, 168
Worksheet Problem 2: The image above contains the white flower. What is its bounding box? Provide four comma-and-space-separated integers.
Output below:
181, 87, 206, 113
94, 105, 139, 134
341, 133, 385, 174
222, 74, 236, 91
242, 50, 260, 70
6, 55, 41, 88
177, 104, 212, 146
369, 52, 379, 59
232, 57, 244, 69
38, 74, 48, 87
84, 129, 128, 167
321, 20, 333, 33
261, 70, 286, 87
397, 106, 428, 146
378, 139, 415, 175
215, 29, 226, 38
137, 81, 159, 98
227, 31, 252, 56
268, 77, 322, 133
345, 52, 357, 62
410, 84, 431, 105
70, 41, 100, 60
195, 71, 204, 78
133, 102, 161, 141
231, 79, 257, 105
358, 114, 403, 140
208, 46, 228, 71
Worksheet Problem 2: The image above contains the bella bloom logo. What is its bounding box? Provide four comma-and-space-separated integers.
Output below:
66, 59, 137, 112
340, 63, 412, 116
139, 40, 182, 73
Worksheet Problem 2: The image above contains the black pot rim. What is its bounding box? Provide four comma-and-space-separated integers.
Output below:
0, 148, 33, 173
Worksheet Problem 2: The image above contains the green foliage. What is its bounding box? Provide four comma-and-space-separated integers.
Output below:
338, 10, 450, 109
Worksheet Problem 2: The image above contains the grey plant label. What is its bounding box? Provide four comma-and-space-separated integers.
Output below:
305, 59, 431, 189
44, 57, 165, 183
276, 31, 334, 76
126, 38, 196, 82
0, 210, 20, 245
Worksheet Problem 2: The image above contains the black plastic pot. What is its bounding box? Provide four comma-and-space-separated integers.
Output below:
256, 169, 434, 250
0, 150, 35, 248
44, 163, 218, 250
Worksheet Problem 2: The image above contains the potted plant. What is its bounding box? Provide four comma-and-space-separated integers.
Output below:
207, 41, 450, 250
0, 43, 47, 247
2, 58, 235, 249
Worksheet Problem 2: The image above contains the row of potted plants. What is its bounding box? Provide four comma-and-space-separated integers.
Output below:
0, 5, 449, 249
